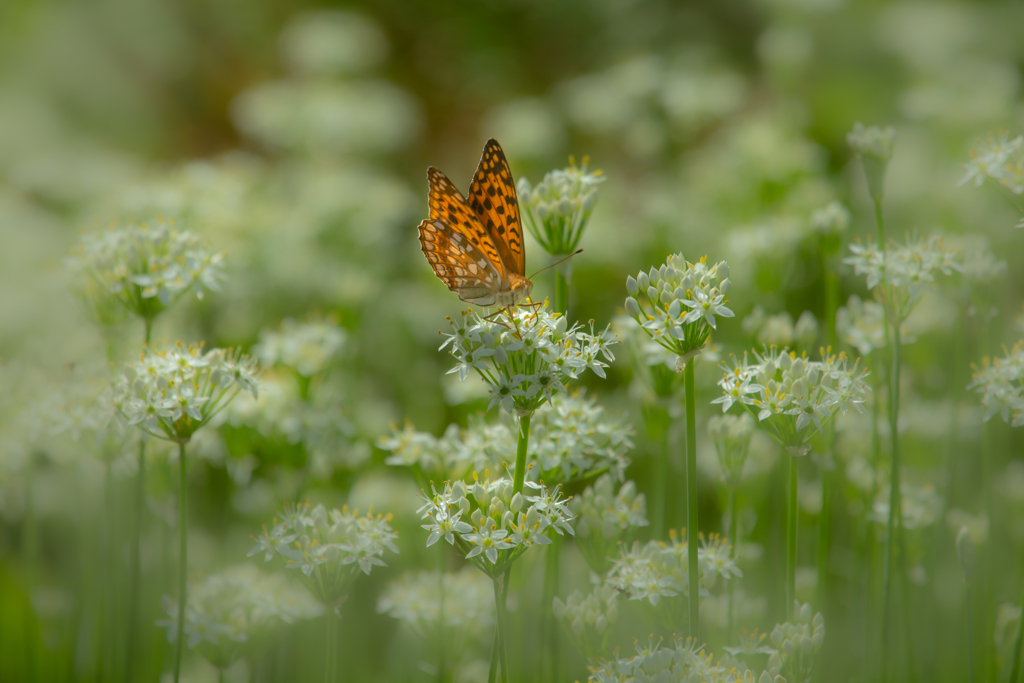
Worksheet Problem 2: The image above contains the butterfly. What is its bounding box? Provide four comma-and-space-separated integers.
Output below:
417, 139, 533, 309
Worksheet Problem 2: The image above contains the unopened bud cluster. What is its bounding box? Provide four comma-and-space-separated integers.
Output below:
708, 412, 755, 489
517, 157, 605, 255
572, 474, 648, 572
765, 602, 825, 683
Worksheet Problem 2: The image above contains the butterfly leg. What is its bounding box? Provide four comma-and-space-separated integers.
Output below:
483, 308, 512, 330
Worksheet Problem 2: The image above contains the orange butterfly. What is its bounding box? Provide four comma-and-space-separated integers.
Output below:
417, 139, 533, 308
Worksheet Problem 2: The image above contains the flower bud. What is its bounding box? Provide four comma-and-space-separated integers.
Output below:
956, 525, 977, 583
647, 286, 659, 301
625, 297, 641, 319
511, 492, 524, 513
626, 275, 639, 296
801, 636, 814, 653
637, 271, 649, 290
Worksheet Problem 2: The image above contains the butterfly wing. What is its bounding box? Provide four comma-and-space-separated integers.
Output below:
427, 166, 508, 286
417, 218, 503, 306
468, 139, 525, 276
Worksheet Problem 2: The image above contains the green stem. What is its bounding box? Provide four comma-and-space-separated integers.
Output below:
144, 316, 154, 346
874, 199, 885, 244
554, 269, 569, 316
491, 578, 509, 683
103, 460, 115, 682
816, 466, 833, 608
513, 413, 532, 497
540, 539, 561, 682
727, 488, 738, 640
173, 442, 187, 683
1008, 571, 1024, 683
684, 358, 699, 638
125, 438, 146, 681
325, 612, 334, 683
787, 452, 799, 618
881, 323, 902, 682
966, 583, 977, 683
437, 544, 446, 683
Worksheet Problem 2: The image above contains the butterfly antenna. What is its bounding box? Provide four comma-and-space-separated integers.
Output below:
528, 249, 583, 280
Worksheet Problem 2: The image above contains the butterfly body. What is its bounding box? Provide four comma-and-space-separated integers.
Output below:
417, 139, 532, 308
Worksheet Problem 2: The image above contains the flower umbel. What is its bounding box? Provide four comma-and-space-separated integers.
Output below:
517, 156, 605, 256
969, 341, 1024, 426
625, 253, 734, 365
571, 474, 648, 573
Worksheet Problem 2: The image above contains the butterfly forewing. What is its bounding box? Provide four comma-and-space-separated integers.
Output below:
417, 218, 502, 306
426, 167, 507, 284
468, 139, 525, 276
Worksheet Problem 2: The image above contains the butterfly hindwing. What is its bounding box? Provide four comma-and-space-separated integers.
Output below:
468, 139, 525, 276
417, 218, 501, 306
427, 167, 507, 284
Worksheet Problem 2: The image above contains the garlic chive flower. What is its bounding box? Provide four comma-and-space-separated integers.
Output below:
708, 413, 755, 490
377, 567, 494, 640
969, 341, 1024, 426
612, 315, 685, 402
589, 636, 758, 683
743, 307, 819, 351
714, 347, 870, 456
552, 581, 619, 660
248, 500, 399, 607
625, 254, 734, 367
844, 234, 962, 324
112, 342, 259, 444
836, 295, 888, 356
869, 482, 942, 531
811, 201, 850, 256
606, 532, 740, 607
847, 122, 896, 205
959, 132, 1024, 209
765, 602, 825, 683
571, 474, 648, 573
517, 156, 605, 256
254, 315, 346, 378
417, 472, 574, 579
156, 565, 322, 669
441, 303, 616, 417
66, 219, 225, 325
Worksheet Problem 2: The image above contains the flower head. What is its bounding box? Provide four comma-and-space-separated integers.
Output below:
113, 343, 259, 443
571, 475, 647, 573
714, 347, 870, 455
588, 636, 756, 683
517, 156, 605, 256
708, 412, 755, 489
417, 472, 574, 579
844, 234, 962, 324
254, 315, 346, 377
441, 303, 616, 417
836, 295, 887, 356
156, 565, 322, 669
66, 219, 224, 325
811, 201, 850, 255
743, 307, 818, 351
248, 501, 399, 606
960, 132, 1024, 197
377, 567, 494, 649
765, 602, 825, 683
625, 254, 734, 365
552, 581, 619, 660
970, 341, 1024, 426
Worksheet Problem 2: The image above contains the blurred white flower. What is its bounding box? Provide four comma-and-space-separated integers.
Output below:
249, 500, 399, 606
968, 341, 1024, 426
836, 295, 887, 356
588, 635, 756, 683
571, 475, 647, 573
280, 11, 388, 76
254, 315, 346, 378
765, 602, 826, 683
960, 132, 1024, 195
552, 581, 619, 659
708, 412, 755, 489
869, 482, 942, 531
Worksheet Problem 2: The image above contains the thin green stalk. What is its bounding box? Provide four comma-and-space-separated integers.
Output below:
683, 358, 699, 638
173, 442, 187, 683
816, 466, 833, 608
787, 453, 798, 618
1008, 572, 1024, 683
102, 460, 115, 683
966, 583, 977, 683
540, 538, 561, 683
23, 451, 37, 683
554, 269, 569, 316
325, 612, 335, 683
874, 200, 885, 244
727, 488, 738, 639
437, 544, 446, 683
881, 324, 902, 682
513, 413, 532, 497
125, 437, 146, 682
490, 578, 510, 683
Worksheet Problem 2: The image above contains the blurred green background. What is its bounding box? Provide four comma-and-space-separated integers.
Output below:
2, 0, 1024, 681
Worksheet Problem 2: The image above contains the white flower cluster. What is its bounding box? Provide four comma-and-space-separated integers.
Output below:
382, 393, 632, 484
254, 316, 346, 378
844, 235, 961, 323
377, 567, 494, 641
835, 295, 888, 356
742, 307, 818, 350
810, 201, 851, 239
553, 581, 619, 659
625, 254, 734, 365
66, 219, 224, 323
846, 122, 896, 163
417, 473, 574, 579
157, 564, 322, 669
249, 500, 399, 606
960, 132, 1024, 196
764, 602, 826, 683
606, 532, 740, 607
869, 482, 942, 531
708, 412, 755, 489
112, 343, 259, 444
971, 341, 1024, 426
441, 304, 616, 416
571, 474, 647, 573
714, 347, 870, 456
588, 636, 758, 683
517, 157, 605, 255
612, 315, 686, 402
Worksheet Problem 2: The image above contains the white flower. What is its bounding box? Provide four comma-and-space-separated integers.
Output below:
254, 315, 346, 377
571, 475, 647, 573
625, 254, 734, 363
66, 219, 224, 324
969, 341, 1024, 426
960, 132, 1024, 195
708, 412, 755, 489
249, 501, 399, 606
377, 567, 494, 642
517, 157, 605, 255
441, 304, 615, 416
